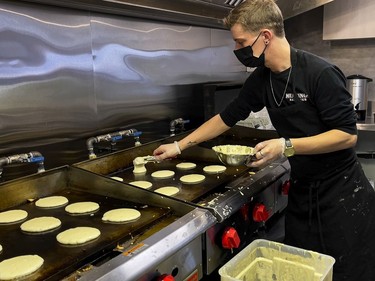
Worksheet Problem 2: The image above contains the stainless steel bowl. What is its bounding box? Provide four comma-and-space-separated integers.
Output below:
212, 145, 255, 166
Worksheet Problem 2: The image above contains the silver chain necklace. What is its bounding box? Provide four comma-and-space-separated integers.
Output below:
269, 65, 293, 107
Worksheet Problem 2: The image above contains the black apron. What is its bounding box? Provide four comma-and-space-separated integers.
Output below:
267, 49, 375, 281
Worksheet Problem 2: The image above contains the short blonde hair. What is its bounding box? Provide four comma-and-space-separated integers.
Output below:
224, 0, 285, 37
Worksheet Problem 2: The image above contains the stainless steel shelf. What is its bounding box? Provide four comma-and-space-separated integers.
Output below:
357, 123, 375, 131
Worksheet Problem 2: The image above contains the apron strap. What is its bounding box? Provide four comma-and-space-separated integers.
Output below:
308, 180, 327, 252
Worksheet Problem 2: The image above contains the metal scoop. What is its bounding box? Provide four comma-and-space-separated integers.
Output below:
212, 145, 255, 166
132, 155, 159, 174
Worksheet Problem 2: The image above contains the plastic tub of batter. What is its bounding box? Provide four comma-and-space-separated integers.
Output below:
219, 239, 335, 281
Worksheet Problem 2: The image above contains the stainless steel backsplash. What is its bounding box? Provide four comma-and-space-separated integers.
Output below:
0, 1, 247, 172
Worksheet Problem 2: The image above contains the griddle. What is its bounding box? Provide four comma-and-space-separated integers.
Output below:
104, 126, 269, 205
0, 190, 169, 281
0, 166, 199, 281
112, 157, 249, 203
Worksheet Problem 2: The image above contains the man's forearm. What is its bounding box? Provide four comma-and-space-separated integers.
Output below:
178, 114, 230, 151
291, 129, 357, 155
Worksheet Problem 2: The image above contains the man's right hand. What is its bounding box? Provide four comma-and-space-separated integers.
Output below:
153, 142, 181, 161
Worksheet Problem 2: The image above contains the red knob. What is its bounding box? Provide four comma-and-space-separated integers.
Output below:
157, 274, 175, 281
281, 180, 291, 195
222, 227, 241, 249
252, 203, 269, 222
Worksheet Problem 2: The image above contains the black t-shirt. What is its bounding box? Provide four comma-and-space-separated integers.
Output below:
220, 48, 358, 181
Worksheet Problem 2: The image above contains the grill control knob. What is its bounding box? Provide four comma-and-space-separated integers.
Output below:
222, 226, 241, 249
252, 203, 269, 222
281, 180, 291, 195
157, 274, 175, 281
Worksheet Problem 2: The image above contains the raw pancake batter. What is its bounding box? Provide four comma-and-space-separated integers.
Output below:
102, 208, 141, 223
133, 157, 147, 174
212, 145, 254, 155
203, 165, 227, 174
0, 255, 44, 280
65, 202, 100, 214
35, 196, 68, 208
20, 216, 61, 233
154, 186, 180, 196
151, 170, 175, 179
0, 209, 28, 224
180, 174, 205, 184
129, 180, 153, 189
57, 227, 100, 245
176, 162, 196, 170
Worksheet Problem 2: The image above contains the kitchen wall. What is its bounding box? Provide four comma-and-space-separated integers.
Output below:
0, 0, 247, 179
285, 6, 375, 105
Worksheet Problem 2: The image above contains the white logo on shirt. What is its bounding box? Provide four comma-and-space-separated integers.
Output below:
285, 92, 309, 102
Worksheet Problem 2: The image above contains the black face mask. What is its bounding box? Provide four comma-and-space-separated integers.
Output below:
233, 32, 267, 67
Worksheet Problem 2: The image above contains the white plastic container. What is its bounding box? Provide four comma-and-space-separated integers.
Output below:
219, 239, 335, 281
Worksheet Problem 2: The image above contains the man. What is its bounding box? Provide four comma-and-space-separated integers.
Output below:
153, 1, 375, 280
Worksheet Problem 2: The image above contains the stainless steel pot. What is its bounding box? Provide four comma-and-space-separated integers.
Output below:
347, 74, 373, 121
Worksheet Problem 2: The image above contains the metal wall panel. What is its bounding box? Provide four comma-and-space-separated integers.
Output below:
0, 0, 246, 173
0, 1, 94, 151
91, 15, 210, 130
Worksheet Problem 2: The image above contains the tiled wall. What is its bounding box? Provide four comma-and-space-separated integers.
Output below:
285, 7, 375, 106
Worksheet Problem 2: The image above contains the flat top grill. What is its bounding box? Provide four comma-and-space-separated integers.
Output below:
0, 189, 171, 281
74, 127, 288, 222
110, 157, 250, 203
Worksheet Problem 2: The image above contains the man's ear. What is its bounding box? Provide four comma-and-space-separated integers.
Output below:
262, 29, 272, 44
